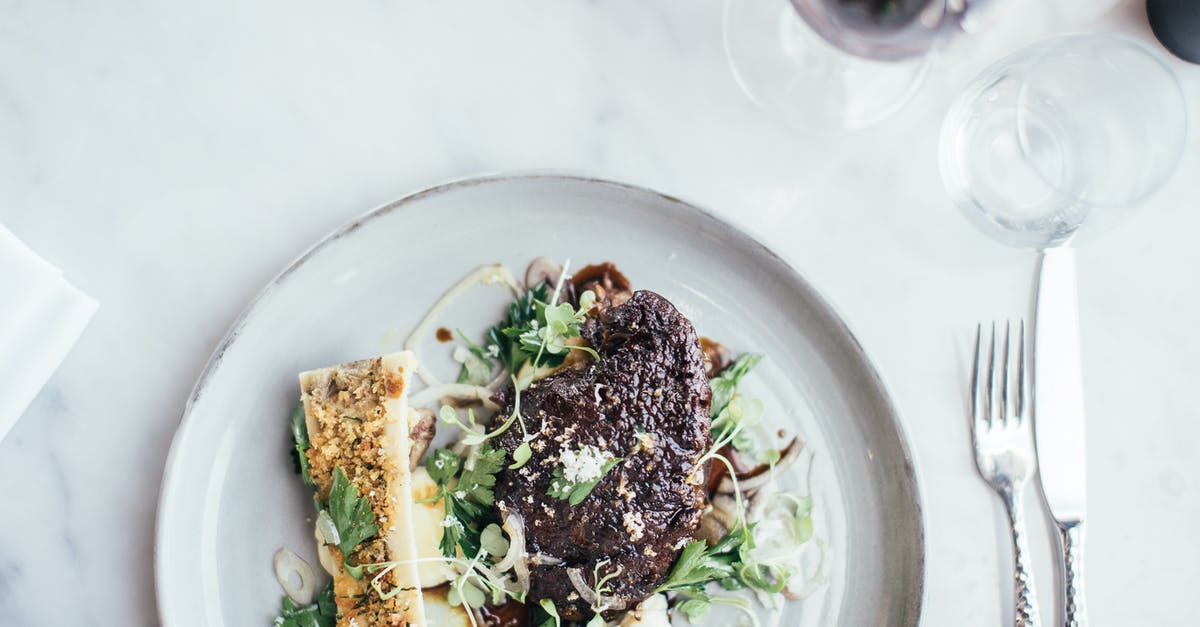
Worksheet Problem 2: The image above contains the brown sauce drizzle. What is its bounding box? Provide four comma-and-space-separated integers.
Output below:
478, 599, 530, 626
435, 327, 454, 343
699, 337, 733, 379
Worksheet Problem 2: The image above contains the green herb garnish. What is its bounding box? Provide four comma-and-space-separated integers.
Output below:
323, 467, 379, 579
515, 289, 598, 368
536, 598, 562, 627
272, 580, 336, 627
487, 283, 547, 375
289, 399, 315, 488
423, 445, 506, 558
710, 353, 764, 452
547, 455, 621, 506
456, 329, 496, 386
710, 353, 762, 417
486, 264, 599, 379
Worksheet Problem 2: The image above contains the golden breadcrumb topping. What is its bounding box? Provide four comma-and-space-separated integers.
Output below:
300, 357, 418, 626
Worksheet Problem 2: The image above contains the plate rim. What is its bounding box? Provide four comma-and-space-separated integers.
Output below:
154, 170, 926, 626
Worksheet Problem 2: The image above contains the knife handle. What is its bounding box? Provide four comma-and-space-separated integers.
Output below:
1058, 520, 1086, 626
1004, 488, 1041, 627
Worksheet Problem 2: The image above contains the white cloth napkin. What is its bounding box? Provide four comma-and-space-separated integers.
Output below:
0, 223, 97, 442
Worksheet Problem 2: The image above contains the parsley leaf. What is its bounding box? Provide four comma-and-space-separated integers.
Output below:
426, 448, 462, 485
424, 446, 506, 557
458, 445, 506, 507
289, 399, 315, 489
325, 467, 379, 578
656, 538, 741, 595
273, 580, 336, 627
546, 456, 621, 506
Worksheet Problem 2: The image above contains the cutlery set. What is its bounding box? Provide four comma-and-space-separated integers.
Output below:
970, 248, 1088, 626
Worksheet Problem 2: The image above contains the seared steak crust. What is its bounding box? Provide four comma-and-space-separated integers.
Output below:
492, 290, 712, 620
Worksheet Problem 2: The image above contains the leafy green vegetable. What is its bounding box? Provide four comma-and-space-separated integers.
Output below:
324, 467, 379, 578
709, 354, 764, 452
709, 353, 762, 417
676, 595, 712, 622
516, 290, 598, 367
487, 283, 547, 374
273, 581, 336, 627
458, 445, 506, 507
456, 329, 496, 386
657, 538, 738, 595
486, 279, 598, 378
658, 489, 816, 616
289, 399, 315, 488
423, 445, 506, 557
509, 441, 532, 469
712, 396, 764, 453
536, 599, 562, 627
479, 523, 510, 557
546, 456, 621, 506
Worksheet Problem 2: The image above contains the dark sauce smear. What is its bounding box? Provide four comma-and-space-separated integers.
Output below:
478, 599, 530, 626
699, 336, 733, 379
570, 262, 633, 308
435, 327, 454, 342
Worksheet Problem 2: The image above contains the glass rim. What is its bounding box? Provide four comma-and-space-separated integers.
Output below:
1013, 33, 1188, 209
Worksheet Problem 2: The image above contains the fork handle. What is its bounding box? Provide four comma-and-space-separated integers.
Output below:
1057, 520, 1086, 627
1004, 488, 1041, 626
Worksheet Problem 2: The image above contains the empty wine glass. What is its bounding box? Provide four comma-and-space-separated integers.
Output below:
939, 34, 1187, 249
724, 0, 993, 132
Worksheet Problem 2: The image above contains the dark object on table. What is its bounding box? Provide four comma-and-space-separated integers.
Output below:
831, 0, 933, 29
1147, 0, 1200, 64
493, 290, 712, 622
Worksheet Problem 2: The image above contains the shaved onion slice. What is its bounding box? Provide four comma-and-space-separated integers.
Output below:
567, 568, 598, 607
315, 509, 340, 546
531, 553, 563, 566
409, 383, 501, 411
273, 547, 316, 605
493, 513, 525, 572
494, 513, 529, 592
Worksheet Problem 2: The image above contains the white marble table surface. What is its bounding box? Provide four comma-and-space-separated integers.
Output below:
2, 0, 1198, 625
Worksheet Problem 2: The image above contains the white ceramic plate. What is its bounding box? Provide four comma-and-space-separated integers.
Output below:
155, 173, 924, 626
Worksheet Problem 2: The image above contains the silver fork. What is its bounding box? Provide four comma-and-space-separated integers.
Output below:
971, 321, 1041, 627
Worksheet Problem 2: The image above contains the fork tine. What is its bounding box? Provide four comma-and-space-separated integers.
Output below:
1001, 321, 1011, 427
987, 321, 997, 428
1017, 319, 1026, 423
971, 323, 983, 429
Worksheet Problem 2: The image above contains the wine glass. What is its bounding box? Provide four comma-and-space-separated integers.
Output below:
724, 0, 990, 132
939, 33, 1187, 249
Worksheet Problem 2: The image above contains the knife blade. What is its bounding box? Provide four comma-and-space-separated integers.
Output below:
1033, 246, 1086, 522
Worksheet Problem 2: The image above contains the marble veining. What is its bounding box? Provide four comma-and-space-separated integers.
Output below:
1, 0, 1198, 625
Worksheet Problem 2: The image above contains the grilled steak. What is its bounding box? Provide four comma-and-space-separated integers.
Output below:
492, 290, 712, 621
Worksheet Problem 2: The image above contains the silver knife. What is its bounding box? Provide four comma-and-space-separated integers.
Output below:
1033, 246, 1087, 627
